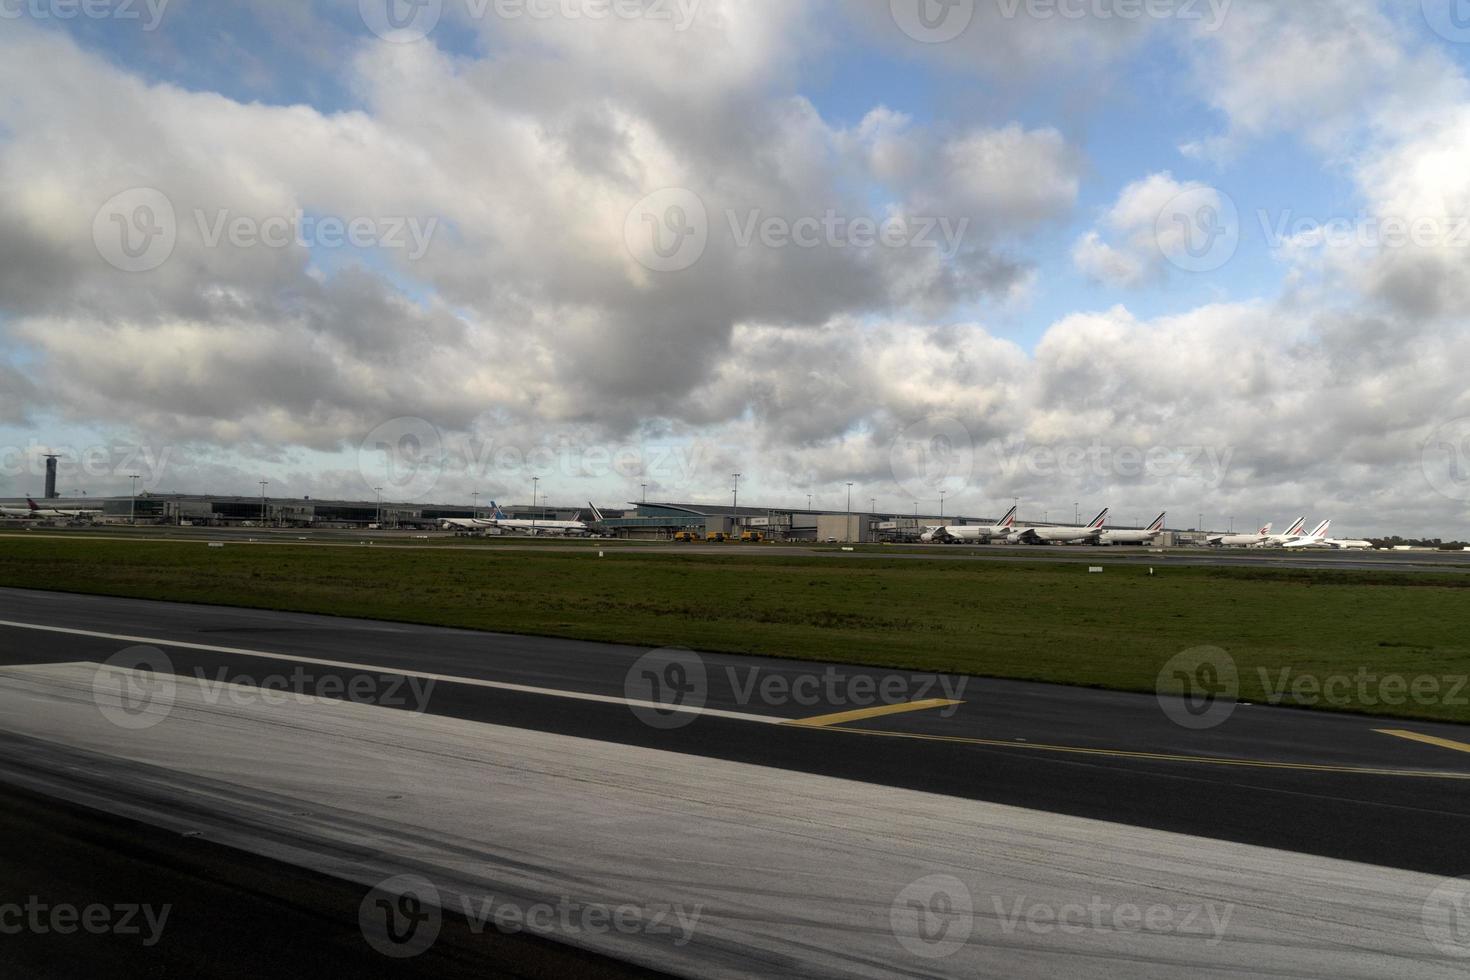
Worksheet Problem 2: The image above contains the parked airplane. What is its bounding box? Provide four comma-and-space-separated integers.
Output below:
1208, 523, 1272, 548
1100, 513, 1166, 546
1262, 517, 1308, 547
921, 505, 1018, 543
1282, 520, 1333, 549
438, 514, 495, 533
23, 497, 101, 519
1007, 508, 1109, 545
438, 505, 593, 537
493, 501, 593, 536
1323, 535, 1374, 550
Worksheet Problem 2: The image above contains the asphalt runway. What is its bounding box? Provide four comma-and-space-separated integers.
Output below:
2, 588, 1469, 975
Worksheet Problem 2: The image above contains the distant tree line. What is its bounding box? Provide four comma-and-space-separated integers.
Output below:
1370, 536, 1470, 550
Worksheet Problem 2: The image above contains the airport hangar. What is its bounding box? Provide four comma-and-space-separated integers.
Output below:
0, 493, 1200, 544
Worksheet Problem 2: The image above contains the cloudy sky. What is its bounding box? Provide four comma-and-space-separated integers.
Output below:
3, 0, 1470, 535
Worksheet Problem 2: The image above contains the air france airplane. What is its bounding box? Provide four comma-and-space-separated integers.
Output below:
1007, 508, 1110, 545
1209, 523, 1272, 548
921, 506, 1018, 543
1099, 513, 1166, 546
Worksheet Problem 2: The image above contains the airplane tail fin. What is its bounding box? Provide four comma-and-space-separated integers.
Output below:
490, 501, 508, 520
1258, 523, 1272, 535
25, 497, 38, 511
1147, 512, 1166, 532
1087, 508, 1109, 530
588, 502, 606, 523
998, 505, 1017, 528
1286, 517, 1306, 536
1309, 520, 1331, 538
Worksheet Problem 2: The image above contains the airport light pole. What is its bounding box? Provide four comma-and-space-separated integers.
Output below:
846, 483, 855, 543
806, 493, 812, 510
939, 490, 946, 519
732, 473, 740, 511
532, 476, 539, 533
1074, 502, 1079, 525
259, 481, 269, 526
128, 474, 140, 525
641, 483, 647, 504
472, 491, 479, 519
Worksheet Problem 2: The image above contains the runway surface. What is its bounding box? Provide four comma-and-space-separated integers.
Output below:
3, 587, 1469, 976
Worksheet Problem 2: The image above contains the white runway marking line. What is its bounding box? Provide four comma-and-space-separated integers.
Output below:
0, 617, 784, 725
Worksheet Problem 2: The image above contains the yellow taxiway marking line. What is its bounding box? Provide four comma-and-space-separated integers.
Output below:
784, 698, 964, 728
1375, 729, 1470, 756
812, 726, 1470, 780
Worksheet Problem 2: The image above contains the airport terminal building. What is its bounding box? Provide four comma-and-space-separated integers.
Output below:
0, 493, 1190, 544
1, 493, 953, 541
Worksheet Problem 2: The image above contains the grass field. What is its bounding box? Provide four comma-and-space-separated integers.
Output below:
1, 536, 1468, 723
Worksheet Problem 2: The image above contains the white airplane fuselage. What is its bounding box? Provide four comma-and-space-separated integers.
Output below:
1009, 510, 1109, 545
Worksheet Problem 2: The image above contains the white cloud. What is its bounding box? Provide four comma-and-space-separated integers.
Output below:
1072, 172, 1220, 288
